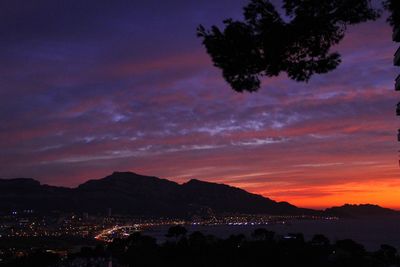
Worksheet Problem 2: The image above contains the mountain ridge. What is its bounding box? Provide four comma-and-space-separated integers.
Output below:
0, 172, 398, 218
324, 204, 400, 217
0, 172, 308, 216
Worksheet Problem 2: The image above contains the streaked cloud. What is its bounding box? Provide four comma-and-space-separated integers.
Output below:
0, 1, 399, 209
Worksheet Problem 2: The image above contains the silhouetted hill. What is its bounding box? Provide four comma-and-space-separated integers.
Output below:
325, 204, 400, 218
75, 172, 182, 215
0, 172, 311, 216
0, 178, 73, 212
181, 179, 301, 214
0, 172, 397, 218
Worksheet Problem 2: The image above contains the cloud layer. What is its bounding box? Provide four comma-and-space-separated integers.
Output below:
0, 0, 399, 209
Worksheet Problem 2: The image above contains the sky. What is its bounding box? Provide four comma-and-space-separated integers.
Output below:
1, 0, 399, 209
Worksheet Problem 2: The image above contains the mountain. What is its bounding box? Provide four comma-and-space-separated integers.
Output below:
75, 172, 183, 215
0, 178, 73, 211
0, 171, 311, 216
325, 204, 400, 218
1, 172, 397, 218
181, 179, 302, 215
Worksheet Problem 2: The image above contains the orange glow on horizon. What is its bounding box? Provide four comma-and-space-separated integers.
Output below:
242, 179, 400, 210
209, 158, 400, 211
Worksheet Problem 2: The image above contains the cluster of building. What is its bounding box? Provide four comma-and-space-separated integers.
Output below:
0, 209, 339, 265
0, 211, 108, 238
95, 214, 338, 242
0, 210, 337, 241
190, 214, 337, 226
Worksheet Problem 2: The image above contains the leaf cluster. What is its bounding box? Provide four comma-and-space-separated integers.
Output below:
198, 0, 382, 92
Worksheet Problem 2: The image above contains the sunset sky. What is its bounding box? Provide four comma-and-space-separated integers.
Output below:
1, 0, 399, 209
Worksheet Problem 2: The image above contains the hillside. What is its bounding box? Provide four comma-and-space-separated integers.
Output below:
0, 172, 309, 216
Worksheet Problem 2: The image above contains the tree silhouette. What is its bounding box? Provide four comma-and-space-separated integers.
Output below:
384, 0, 400, 27
311, 234, 330, 246
166, 225, 187, 240
106, 229, 400, 267
251, 228, 275, 241
197, 0, 396, 92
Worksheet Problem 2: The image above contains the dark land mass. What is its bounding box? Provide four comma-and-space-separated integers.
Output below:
3, 227, 400, 267
0, 172, 398, 218
0, 172, 305, 216
324, 204, 400, 218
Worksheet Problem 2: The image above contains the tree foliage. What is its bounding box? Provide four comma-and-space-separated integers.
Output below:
108, 227, 400, 267
197, 0, 396, 93
383, 0, 400, 27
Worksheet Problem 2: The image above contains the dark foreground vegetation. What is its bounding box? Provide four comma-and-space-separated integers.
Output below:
2, 226, 400, 267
